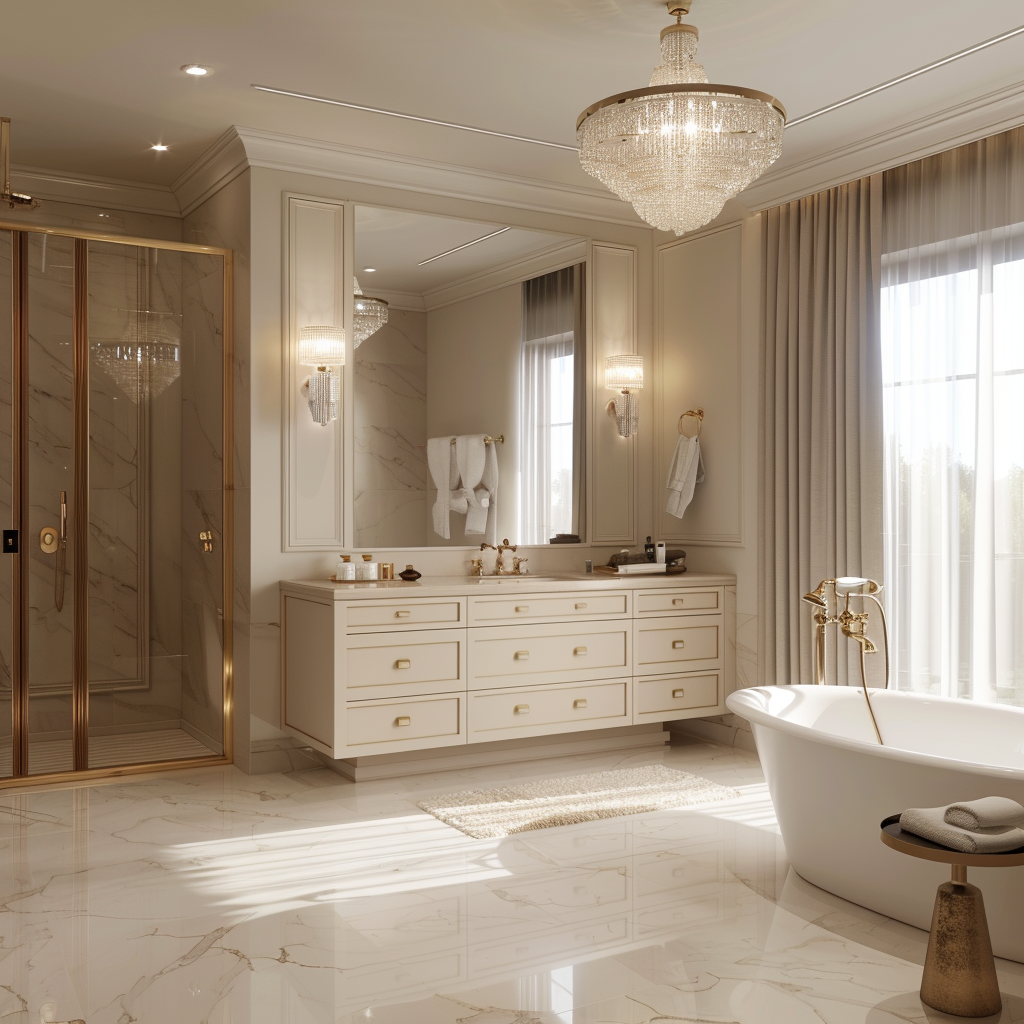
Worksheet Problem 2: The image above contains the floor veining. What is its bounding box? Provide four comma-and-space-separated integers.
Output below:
1, 738, 1023, 1023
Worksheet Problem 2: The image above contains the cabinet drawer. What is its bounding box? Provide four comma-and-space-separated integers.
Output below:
468, 591, 630, 626
346, 630, 466, 700
635, 588, 720, 617
634, 672, 720, 723
469, 622, 630, 689
345, 598, 465, 632
634, 618, 721, 675
468, 679, 629, 742
345, 695, 464, 755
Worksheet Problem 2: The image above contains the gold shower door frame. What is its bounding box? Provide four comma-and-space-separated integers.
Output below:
3, 221, 234, 786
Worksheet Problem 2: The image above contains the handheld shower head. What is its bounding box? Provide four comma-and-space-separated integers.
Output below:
802, 579, 833, 609
835, 576, 881, 597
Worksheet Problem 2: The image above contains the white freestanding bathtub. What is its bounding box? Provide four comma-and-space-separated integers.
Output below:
726, 685, 1024, 962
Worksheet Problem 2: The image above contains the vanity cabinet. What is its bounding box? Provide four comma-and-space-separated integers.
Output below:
281, 574, 733, 761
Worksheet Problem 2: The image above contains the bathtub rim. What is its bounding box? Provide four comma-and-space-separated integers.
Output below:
726, 685, 1024, 782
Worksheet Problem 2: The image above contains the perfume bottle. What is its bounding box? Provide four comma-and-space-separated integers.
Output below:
644, 536, 655, 562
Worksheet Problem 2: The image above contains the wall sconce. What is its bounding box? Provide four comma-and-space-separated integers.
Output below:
605, 354, 643, 438
298, 325, 345, 426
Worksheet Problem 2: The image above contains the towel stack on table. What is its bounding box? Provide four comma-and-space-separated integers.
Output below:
900, 796, 1024, 853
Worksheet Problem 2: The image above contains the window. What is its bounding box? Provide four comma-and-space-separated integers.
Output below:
519, 265, 585, 545
882, 230, 1024, 703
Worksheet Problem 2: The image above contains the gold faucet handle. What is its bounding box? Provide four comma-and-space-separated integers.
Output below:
512, 556, 528, 574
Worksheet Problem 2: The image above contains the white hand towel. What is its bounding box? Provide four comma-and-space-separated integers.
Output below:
456, 435, 490, 537
428, 436, 459, 539
474, 440, 499, 545
900, 805, 1024, 854
944, 796, 1024, 830
665, 434, 706, 519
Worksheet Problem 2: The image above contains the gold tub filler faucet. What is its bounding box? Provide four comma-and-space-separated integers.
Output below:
801, 577, 890, 745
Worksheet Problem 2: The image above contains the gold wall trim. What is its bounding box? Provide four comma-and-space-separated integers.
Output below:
0, 220, 232, 257
0, 755, 231, 792
72, 238, 89, 771
221, 248, 235, 763
11, 232, 28, 777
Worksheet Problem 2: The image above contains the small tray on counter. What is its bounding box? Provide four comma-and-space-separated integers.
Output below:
593, 564, 687, 577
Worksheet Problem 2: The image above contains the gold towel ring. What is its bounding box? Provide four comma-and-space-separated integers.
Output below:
678, 408, 704, 439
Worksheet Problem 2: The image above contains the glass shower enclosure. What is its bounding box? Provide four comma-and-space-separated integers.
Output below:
0, 222, 232, 782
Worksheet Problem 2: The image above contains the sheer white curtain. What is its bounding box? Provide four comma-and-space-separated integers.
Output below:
520, 267, 578, 545
882, 127, 1024, 704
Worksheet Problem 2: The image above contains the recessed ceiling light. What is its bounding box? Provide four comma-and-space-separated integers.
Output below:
181, 64, 211, 76
151, 144, 169, 151
362, 267, 376, 272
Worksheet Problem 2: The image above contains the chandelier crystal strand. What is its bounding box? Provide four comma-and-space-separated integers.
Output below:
577, 15, 785, 236
94, 310, 181, 404
352, 278, 389, 348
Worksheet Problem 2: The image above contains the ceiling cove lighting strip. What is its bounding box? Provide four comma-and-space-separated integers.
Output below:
251, 84, 579, 151
787, 23, 1024, 127
418, 226, 511, 265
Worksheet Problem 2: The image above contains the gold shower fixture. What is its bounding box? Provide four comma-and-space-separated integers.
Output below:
0, 118, 41, 209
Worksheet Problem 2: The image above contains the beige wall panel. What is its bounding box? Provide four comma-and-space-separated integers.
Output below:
656, 224, 743, 545
285, 195, 345, 549
589, 242, 637, 545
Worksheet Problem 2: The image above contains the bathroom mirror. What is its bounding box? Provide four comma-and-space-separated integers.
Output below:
352, 205, 587, 548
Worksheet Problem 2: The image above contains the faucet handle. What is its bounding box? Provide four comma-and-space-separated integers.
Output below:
513, 556, 528, 575
470, 558, 484, 577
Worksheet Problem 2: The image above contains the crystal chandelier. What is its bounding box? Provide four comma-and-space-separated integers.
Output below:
577, 1, 786, 236
94, 310, 180, 404
353, 277, 389, 348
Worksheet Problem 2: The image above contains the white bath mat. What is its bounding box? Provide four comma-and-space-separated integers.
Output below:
417, 764, 740, 839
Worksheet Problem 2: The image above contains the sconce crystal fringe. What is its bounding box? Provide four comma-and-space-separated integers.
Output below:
605, 354, 643, 438
298, 325, 345, 426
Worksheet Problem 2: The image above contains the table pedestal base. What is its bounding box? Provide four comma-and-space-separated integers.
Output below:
921, 875, 1001, 1018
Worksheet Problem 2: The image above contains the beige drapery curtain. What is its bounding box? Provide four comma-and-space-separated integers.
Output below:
759, 175, 884, 686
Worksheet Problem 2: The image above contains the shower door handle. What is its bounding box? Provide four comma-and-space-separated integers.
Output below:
60, 490, 67, 546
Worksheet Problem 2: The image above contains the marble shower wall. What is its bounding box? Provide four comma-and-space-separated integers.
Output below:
178, 249, 227, 750
0, 234, 13, 774
353, 308, 427, 548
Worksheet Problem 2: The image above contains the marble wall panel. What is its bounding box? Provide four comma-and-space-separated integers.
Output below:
354, 308, 427, 548
0, 233, 13, 772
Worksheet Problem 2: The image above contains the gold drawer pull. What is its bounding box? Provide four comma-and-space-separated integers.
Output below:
573, 646, 588, 656
672, 640, 686, 649
515, 650, 530, 661
515, 605, 529, 613
575, 602, 588, 610
672, 598, 686, 606
573, 698, 588, 709
394, 610, 411, 618
514, 703, 530, 714
395, 658, 411, 670
672, 688, 686, 698
395, 716, 411, 727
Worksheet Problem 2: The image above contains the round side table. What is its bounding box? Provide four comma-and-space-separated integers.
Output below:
881, 814, 1024, 1018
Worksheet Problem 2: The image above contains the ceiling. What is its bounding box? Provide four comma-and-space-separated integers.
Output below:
354, 206, 579, 299
4, 1, 1024, 209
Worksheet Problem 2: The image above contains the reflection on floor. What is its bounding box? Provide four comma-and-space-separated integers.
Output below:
1, 737, 1023, 1023
0, 727, 217, 776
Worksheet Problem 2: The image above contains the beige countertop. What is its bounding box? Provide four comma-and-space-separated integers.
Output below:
280, 570, 736, 601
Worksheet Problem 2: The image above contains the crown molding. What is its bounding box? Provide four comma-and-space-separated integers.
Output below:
171, 127, 250, 218
369, 288, 425, 312
423, 236, 587, 311
742, 79, 1024, 210
232, 125, 644, 228
9, 164, 179, 217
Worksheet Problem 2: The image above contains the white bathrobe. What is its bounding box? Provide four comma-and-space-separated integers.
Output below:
457, 434, 498, 545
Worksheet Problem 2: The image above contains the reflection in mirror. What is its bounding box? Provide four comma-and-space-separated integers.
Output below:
352, 206, 586, 549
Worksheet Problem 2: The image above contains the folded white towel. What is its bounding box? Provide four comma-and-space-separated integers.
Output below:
665, 434, 705, 519
472, 439, 499, 545
900, 805, 1024, 854
944, 796, 1024, 831
456, 435, 489, 537
428, 436, 459, 539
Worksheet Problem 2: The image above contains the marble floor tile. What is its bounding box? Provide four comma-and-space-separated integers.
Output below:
0, 737, 1022, 1023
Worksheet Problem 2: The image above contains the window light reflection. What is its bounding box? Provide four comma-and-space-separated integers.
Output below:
166, 814, 511, 917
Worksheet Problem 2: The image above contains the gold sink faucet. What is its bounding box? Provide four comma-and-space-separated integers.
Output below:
479, 539, 525, 575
